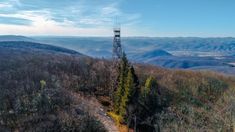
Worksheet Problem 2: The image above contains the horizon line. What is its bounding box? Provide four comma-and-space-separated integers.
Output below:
1, 34, 235, 38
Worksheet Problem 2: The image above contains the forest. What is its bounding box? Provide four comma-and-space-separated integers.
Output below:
0, 41, 234, 132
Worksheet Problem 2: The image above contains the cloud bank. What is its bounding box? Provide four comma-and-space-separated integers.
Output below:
0, 0, 142, 36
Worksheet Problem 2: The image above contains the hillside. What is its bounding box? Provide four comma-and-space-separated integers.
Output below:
0, 41, 234, 131
0, 42, 108, 132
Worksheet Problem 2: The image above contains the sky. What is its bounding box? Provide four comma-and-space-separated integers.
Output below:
0, 0, 235, 37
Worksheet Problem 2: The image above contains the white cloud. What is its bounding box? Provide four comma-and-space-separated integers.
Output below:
0, 0, 143, 36
0, 10, 110, 36
0, 24, 111, 36
0, 3, 12, 8
101, 3, 121, 16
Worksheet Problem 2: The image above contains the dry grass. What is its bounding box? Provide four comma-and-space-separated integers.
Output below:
107, 112, 122, 125
107, 112, 135, 132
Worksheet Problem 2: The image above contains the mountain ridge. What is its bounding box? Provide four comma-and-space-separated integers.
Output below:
0, 41, 82, 55
0, 35, 234, 76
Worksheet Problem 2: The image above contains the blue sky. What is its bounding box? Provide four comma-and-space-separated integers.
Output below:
0, 0, 234, 37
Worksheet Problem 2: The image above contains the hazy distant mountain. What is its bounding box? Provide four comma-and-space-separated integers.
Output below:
130, 49, 172, 62
0, 41, 82, 55
86, 49, 112, 58
140, 49, 172, 57
0, 36, 234, 75
32, 36, 112, 55
31, 36, 235, 54
0, 36, 233, 56
0, 35, 34, 42
123, 37, 235, 52
145, 56, 224, 68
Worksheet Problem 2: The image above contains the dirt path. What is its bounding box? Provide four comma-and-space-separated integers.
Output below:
69, 92, 119, 132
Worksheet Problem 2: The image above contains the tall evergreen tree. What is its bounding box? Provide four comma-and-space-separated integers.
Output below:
120, 66, 140, 124
119, 67, 135, 118
114, 52, 140, 126
143, 76, 158, 98
142, 76, 160, 114
114, 52, 129, 114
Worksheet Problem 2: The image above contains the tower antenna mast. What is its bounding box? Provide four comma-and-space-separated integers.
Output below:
109, 17, 123, 99
112, 17, 122, 59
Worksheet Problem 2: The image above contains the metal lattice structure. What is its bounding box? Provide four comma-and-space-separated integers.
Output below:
112, 27, 122, 59
109, 25, 123, 101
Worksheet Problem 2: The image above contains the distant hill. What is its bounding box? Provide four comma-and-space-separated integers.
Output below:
31, 36, 235, 55
122, 37, 235, 53
0, 41, 82, 55
1, 35, 234, 57
0, 35, 34, 42
86, 49, 112, 58
130, 49, 172, 62
140, 49, 172, 57
145, 56, 224, 68
0, 36, 234, 75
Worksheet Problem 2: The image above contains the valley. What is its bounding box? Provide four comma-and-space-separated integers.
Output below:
1, 35, 234, 76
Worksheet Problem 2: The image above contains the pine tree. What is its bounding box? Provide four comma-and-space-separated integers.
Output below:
126, 66, 140, 109
114, 53, 140, 125
143, 77, 158, 98
142, 76, 159, 114
114, 52, 129, 114
119, 67, 134, 118
120, 66, 140, 123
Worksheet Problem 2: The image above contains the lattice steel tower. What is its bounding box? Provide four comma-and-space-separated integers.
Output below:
109, 21, 123, 99
113, 26, 122, 59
